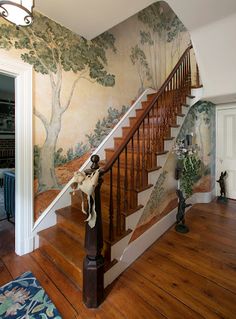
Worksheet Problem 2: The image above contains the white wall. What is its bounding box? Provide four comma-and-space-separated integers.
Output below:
191, 13, 236, 103
166, 0, 236, 104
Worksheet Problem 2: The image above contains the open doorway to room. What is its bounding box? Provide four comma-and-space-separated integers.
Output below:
0, 73, 15, 256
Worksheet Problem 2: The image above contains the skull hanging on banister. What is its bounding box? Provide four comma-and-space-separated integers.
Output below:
70, 169, 100, 228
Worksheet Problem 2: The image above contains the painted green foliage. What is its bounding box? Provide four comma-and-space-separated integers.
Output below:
138, 170, 168, 224
130, 2, 187, 91
137, 100, 215, 228
86, 105, 129, 148
178, 101, 215, 196
0, 12, 116, 192
33, 105, 128, 179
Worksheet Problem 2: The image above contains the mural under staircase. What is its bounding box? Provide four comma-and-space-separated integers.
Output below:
36, 45, 204, 308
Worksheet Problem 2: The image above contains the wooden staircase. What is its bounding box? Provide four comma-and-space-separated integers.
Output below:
37, 45, 199, 308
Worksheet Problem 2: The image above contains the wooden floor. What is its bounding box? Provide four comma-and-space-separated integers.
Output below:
0, 200, 236, 318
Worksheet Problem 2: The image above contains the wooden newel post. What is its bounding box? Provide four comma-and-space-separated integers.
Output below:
83, 154, 105, 308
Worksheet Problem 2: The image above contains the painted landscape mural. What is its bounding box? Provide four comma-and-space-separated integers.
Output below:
0, 1, 191, 220
132, 101, 216, 240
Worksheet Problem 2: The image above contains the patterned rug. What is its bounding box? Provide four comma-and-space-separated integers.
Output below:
0, 271, 62, 318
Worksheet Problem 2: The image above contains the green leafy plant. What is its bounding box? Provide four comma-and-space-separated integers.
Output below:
173, 139, 201, 198
180, 154, 201, 198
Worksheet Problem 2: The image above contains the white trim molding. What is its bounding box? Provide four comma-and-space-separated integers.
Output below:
0, 57, 33, 255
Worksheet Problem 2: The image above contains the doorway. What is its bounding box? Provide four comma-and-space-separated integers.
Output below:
0, 73, 15, 256
216, 104, 236, 199
0, 56, 33, 256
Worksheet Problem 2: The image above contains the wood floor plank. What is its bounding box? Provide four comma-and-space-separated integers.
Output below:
121, 269, 203, 319
104, 278, 166, 319
2, 252, 78, 319
1, 200, 236, 318
31, 250, 122, 319
167, 230, 236, 263
133, 251, 236, 319
152, 234, 236, 293
0, 259, 12, 286
194, 202, 236, 220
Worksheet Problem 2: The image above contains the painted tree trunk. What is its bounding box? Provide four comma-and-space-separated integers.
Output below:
38, 86, 63, 193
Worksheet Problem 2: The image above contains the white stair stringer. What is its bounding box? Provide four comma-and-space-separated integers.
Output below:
104, 87, 204, 287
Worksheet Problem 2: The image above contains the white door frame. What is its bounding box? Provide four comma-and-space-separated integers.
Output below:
216, 103, 236, 198
0, 56, 33, 255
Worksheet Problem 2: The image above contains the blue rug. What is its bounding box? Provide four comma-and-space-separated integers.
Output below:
0, 271, 62, 318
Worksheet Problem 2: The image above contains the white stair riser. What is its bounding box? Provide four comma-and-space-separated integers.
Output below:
171, 127, 179, 137
148, 169, 162, 185
111, 233, 133, 261
177, 116, 184, 126
138, 186, 154, 206
157, 154, 168, 167
164, 139, 174, 150
125, 207, 144, 230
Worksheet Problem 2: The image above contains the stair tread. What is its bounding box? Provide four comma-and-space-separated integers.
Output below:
56, 205, 134, 245
57, 205, 86, 224
156, 151, 169, 155
39, 225, 84, 270
163, 137, 174, 141
122, 204, 144, 217
146, 165, 162, 173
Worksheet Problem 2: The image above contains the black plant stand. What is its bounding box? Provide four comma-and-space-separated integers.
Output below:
175, 189, 191, 233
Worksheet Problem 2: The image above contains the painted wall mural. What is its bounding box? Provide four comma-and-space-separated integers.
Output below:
132, 101, 216, 241
0, 1, 190, 221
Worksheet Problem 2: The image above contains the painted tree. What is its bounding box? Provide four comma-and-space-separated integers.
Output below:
166, 15, 187, 69
130, 44, 153, 91
0, 13, 116, 192
132, 2, 187, 89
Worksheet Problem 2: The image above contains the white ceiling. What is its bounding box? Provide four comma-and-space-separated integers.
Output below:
167, 0, 236, 31
35, 0, 155, 40
35, 0, 236, 39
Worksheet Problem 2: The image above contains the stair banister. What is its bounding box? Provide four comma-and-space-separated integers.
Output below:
82, 44, 198, 308
100, 45, 193, 173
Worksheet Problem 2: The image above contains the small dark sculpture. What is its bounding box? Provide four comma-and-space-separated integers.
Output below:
217, 171, 227, 202
175, 189, 192, 233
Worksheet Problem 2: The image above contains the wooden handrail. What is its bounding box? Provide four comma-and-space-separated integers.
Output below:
101, 45, 193, 174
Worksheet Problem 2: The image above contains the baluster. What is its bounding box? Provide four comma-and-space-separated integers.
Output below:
142, 120, 146, 186
174, 72, 178, 116
177, 66, 181, 113
147, 112, 151, 169
124, 146, 128, 218
136, 128, 141, 189
170, 77, 175, 125
189, 52, 192, 91
83, 155, 104, 308
130, 137, 135, 208
109, 167, 114, 242
116, 156, 121, 236
181, 62, 184, 104
183, 56, 187, 96
167, 82, 171, 131
151, 106, 156, 167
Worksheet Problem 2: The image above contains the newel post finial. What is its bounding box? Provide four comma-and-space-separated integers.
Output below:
83, 155, 104, 308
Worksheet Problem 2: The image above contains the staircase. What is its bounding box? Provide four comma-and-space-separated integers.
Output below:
37, 45, 201, 308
